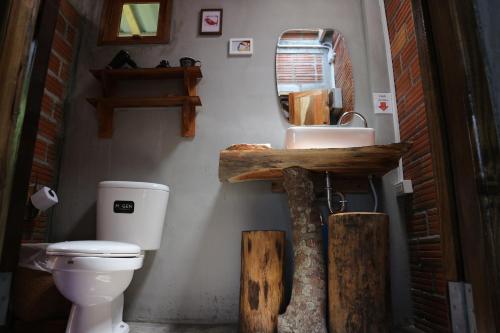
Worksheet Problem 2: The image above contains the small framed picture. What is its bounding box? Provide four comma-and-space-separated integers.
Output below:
199, 9, 223, 35
229, 38, 254, 56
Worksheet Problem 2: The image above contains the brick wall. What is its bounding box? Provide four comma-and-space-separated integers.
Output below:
24, 0, 80, 242
332, 31, 354, 114
384, 0, 451, 331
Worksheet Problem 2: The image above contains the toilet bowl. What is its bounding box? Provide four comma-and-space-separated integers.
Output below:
47, 241, 143, 333
47, 181, 169, 333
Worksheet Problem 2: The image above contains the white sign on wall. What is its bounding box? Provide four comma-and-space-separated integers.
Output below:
373, 93, 394, 114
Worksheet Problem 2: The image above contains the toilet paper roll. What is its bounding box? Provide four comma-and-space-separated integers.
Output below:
31, 186, 58, 211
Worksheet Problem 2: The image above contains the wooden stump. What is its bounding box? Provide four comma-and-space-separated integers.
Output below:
277, 167, 328, 333
239, 231, 285, 333
328, 213, 390, 333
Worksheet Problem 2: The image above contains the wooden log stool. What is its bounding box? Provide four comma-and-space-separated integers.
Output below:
328, 213, 390, 333
239, 231, 285, 333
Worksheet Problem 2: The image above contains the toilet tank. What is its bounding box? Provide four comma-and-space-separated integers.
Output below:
97, 181, 169, 250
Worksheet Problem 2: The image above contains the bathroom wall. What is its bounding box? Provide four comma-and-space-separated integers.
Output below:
54, 0, 411, 325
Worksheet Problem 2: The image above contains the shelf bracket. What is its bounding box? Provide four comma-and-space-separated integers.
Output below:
182, 101, 196, 137
183, 70, 198, 96
97, 102, 113, 138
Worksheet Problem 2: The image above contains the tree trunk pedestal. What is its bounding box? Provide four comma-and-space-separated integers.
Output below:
239, 231, 285, 333
277, 167, 328, 333
328, 212, 389, 333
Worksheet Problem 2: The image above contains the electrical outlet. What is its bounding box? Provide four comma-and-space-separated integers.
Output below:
394, 180, 413, 196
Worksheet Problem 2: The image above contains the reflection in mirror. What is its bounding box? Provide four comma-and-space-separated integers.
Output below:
276, 29, 354, 125
119, 3, 160, 37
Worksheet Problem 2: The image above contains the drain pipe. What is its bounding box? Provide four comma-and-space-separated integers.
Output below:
368, 175, 378, 212
326, 172, 335, 214
325, 172, 346, 214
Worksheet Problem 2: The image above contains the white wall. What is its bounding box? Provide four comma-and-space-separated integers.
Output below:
54, 0, 411, 325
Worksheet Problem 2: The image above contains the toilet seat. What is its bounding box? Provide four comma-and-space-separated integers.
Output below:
47, 241, 144, 272
48, 255, 144, 272
47, 240, 141, 258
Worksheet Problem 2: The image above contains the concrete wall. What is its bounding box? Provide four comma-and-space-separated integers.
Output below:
54, 0, 411, 325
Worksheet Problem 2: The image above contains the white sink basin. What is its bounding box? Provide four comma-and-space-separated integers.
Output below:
285, 126, 375, 149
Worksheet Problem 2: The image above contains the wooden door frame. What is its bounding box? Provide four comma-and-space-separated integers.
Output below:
1, 0, 61, 272
0, 0, 60, 329
0, 1, 13, 45
411, 0, 499, 331
0, 0, 41, 260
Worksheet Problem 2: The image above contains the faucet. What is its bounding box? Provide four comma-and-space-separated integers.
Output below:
337, 111, 368, 128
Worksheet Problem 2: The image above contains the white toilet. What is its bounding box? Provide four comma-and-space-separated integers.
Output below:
46, 181, 169, 333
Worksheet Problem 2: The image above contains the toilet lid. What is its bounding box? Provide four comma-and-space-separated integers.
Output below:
99, 181, 169, 192
46, 241, 141, 257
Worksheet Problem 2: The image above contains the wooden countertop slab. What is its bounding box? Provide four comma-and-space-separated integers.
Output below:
219, 142, 410, 183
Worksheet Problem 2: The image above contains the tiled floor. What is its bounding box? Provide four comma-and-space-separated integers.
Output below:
129, 323, 237, 333
129, 322, 422, 333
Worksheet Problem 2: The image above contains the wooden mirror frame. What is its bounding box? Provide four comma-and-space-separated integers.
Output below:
98, 0, 172, 45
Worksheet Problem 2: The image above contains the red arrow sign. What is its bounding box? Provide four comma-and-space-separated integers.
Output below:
378, 101, 389, 111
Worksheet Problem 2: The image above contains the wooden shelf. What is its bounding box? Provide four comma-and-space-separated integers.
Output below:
88, 67, 202, 138
90, 67, 203, 81
87, 96, 201, 108
219, 143, 410, 183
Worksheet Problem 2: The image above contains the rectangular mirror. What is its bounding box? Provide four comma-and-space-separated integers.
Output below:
99, 0, 172, 45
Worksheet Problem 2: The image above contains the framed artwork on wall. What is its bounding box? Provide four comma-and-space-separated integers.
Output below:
229, 38, 254, 56
199, 9, 223, 35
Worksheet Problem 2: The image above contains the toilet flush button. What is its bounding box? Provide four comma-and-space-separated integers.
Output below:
113, 201, 134, 214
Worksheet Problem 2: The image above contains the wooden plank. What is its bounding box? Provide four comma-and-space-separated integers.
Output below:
239, 231, 285, 333
97, 104, 113, 138
87, 96, 201, 108
88, 67, 202, 139
1, 0, 60, 271
272, 175, 369, 194
90, 67, 202, 81
323, 175, 370, 193
101, 72, 116, 97
181, 102, 196, 137
411, 0, 460, 292
419, 0, 500, 330
183, 70, 198, 97
288, 89, 329, 125
88, 96, 201, 138
0, 0, 41, 261
0, 1, 13, 46
328, 213, 390, 332
219, 143, 410, 183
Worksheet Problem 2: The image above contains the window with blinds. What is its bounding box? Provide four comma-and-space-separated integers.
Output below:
276, 53, 324, 85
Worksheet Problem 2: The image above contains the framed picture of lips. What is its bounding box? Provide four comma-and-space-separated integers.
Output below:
199, 9, 223, 35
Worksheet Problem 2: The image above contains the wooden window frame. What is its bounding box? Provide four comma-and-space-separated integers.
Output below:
98, 0, 172, 45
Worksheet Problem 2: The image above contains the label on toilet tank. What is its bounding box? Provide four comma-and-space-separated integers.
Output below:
113, 201, 134, 214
